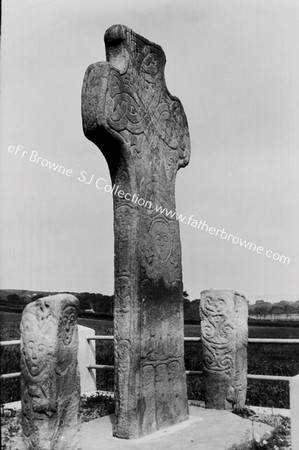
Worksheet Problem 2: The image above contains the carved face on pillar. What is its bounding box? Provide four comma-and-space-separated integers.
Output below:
115, 205, 132, 242
60, 305, 77, 345
152, 219, 172, 261
22, 314, 55, 377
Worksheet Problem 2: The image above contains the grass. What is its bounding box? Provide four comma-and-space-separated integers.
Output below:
184, 341, 299, 408
246, 343, 299, 408
0, 317, 21, 405
230, 408, 291, 449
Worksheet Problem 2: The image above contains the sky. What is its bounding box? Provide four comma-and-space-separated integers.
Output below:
1, 0, 298, 303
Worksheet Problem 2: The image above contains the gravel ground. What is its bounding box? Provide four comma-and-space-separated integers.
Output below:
1, 398, 292, 450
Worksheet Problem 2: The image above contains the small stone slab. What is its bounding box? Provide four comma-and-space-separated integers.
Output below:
200, 290, 248, 410
20, 294, 81, 450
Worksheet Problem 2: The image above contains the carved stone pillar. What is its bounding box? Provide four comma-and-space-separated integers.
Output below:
82, 24, 191, 438
200, 290, 248, 410
21, 294, 81, 449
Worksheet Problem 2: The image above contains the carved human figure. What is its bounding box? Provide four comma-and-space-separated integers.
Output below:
200, 290, 248, 410
82, 24, 191, 438
21, 294, 81, 450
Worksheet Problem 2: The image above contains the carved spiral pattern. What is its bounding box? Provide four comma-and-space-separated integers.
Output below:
201, 295, 228, 317
200, 291, 235, 374
103, 34, 190, 170
202, 344, 233, 372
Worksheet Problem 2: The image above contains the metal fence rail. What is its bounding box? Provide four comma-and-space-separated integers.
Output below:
248, 338, 299, 344
1, 372, 21, 379
87, 336, 299, 344
1, 331, 298, 450
247, 374, 292, 382
1, 336, 299, 383
86, 335, 299, 383
0, 340, 21, 346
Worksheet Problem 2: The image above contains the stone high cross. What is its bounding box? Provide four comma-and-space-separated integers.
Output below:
82, 24, 191, 438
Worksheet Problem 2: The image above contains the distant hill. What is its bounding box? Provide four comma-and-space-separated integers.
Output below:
184, 297, 299, 323
183, 298, 200, 323
2, 290, 298, 324
249, 299, 299, 320
0, 289, 114, 319
0, 289, 202, 323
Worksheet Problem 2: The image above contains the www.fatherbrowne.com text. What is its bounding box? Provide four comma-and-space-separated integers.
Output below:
79, 172, 291, 266
8, 144, 291, 266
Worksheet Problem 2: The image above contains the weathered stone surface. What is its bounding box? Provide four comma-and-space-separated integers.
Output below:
200, 290, 248, 410
82, 24, 190, 438
21, 294, 81, 449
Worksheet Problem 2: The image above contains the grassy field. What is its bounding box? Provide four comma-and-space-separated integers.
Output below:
1, 312, 298, 409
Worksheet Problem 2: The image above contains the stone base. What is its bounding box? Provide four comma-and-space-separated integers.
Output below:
80, 406, 273, 450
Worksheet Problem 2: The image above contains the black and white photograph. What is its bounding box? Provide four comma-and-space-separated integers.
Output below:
1, 0, 298, 448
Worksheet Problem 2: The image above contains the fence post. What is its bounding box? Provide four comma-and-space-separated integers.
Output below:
290, 373, 299, 450
77, 325, 96, 393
